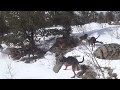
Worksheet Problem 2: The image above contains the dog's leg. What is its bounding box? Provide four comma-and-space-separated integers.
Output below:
94, 42, 95, 47
88, 42, 90, 46
92, 42, 96, 51
64, 66, 68, 70
71, 65, 76, 78
77, 65, 80, 70
92, 45, 93, 51
92, 43, 94, 51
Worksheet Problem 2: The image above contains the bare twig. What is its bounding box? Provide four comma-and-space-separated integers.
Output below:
81, 42, 106, 79
5, 61, 15, 79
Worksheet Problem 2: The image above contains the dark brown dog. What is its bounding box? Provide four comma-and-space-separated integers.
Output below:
88, 35, 101, 46
61, 56, 84, 78
79, 34, 88, 42
88, 35, 102, 51
88, 37, 96, 47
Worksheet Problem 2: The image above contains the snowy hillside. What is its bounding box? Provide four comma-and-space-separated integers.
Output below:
0, 22, 120, 79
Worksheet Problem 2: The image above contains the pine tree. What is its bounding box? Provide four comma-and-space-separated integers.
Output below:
97, 12, 105, 23
89, 11, 98, 22
3, 11, 48, 48
0, 11, 9, 44
105, 11, 114, 24
48, 11, 85, 38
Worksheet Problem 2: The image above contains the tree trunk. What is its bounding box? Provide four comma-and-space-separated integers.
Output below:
53, 62, 64, 73
53, 47, 64, 73
27, 29, 36, 57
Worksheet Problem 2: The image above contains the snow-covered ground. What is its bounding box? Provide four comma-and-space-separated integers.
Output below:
0, 22, 120, 79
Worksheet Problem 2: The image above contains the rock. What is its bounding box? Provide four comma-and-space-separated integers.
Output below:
83, 70, 97, 79
80, 64, 90, 71
112, 73, 117, 79
77, 65, 97, 79
108, 69, 113, 76
107, 77, 113, 79
94, 43, 120, 60
76, 71, 86, 78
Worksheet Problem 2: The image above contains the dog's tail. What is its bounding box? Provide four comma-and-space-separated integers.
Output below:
95, 35, 101, 40
79, 56, 84, 63
74, 55, 80, 58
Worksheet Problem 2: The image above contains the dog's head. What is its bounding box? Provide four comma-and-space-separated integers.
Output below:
60, 56, 67, 62
84, 34, 88, 38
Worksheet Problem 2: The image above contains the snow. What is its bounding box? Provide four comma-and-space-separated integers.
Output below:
0, 22, 120, 79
